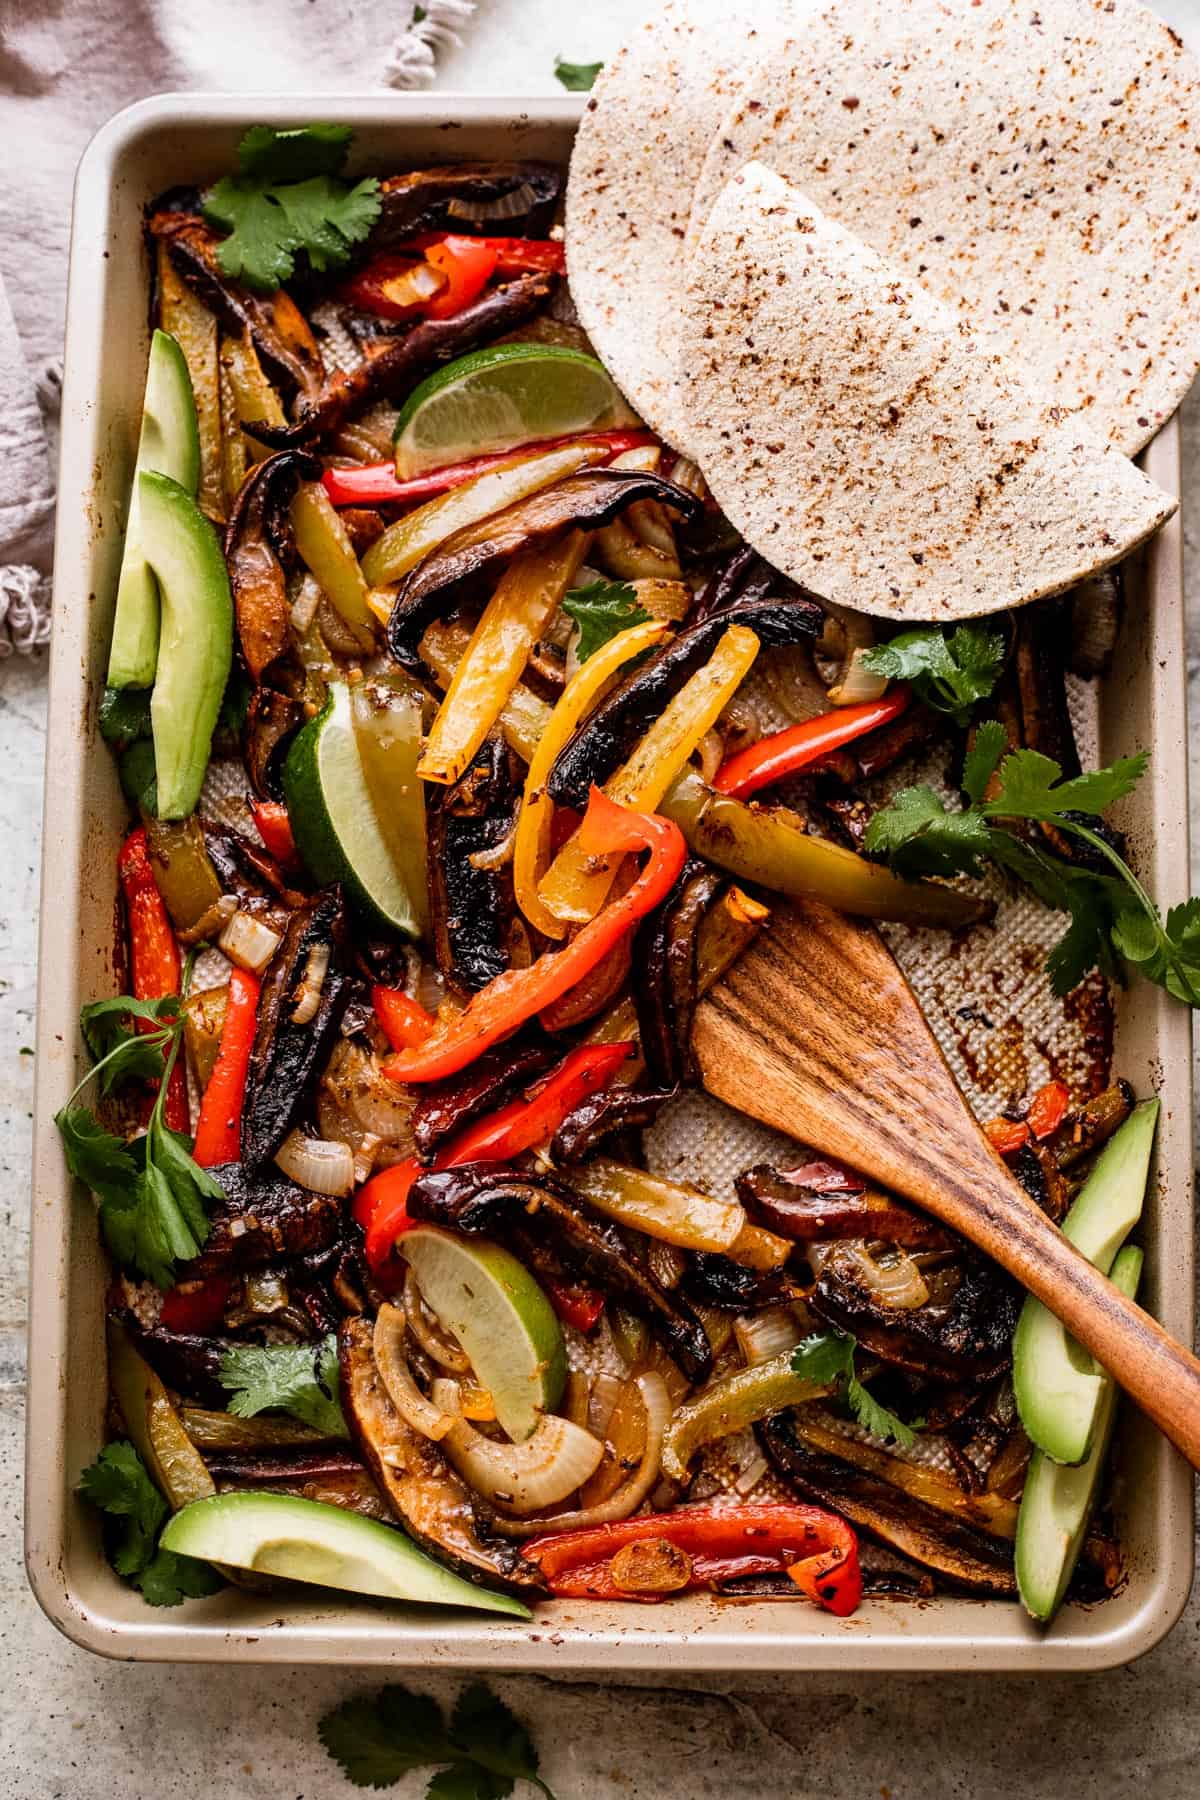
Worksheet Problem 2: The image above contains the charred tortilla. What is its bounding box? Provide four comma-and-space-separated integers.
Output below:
687, 0, 1200, 454
677, 163, 1175, 621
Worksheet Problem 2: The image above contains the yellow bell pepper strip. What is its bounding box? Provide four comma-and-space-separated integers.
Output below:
660, 766, 989, 930
714, 687, 911, 799
660, 1351, 832, 1483
384, 790, 686, 1084
157, 243, 223, 521
220, 330, 285, 471
290, 480, 377, 641
419, 618, 552, 766
418, 529, 590, 785
323, 429, 655, 507
569, 1158, 747, 1254
539, 622, 761, 926
362, 441, 608, 591
514, 615, 671, 939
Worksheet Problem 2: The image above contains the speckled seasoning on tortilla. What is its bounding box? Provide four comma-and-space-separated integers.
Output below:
687, 0, 1200, 454
564, 0, 796, 451
678, 162, 1176, 621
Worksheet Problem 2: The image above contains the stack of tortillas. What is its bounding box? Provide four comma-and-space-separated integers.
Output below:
566, 0, 1198, 620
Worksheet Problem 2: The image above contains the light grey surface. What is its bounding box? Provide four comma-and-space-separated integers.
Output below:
5, 1, 1200, 1793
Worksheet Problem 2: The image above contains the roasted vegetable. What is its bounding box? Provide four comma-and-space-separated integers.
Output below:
737, 1163, 953, 1252
1051, 1080, 1135, 1171
693, 544, 781, 622
242, 888, 353, 1166
224, 450, 320, 682
409, 1039, 557, 1162
551, 1084, 677, 1163
338, 1316, 547, 1596
243, 686, 306, 801
406, 1163, 713, 1384
183, 1161, 343, 1275
427, 738, 520, 994
371, 163, 561, 245
385, 469, 702, 672
809, 1247, 1019, 1384
547, 595, 822, 809
681, 1252, 804, 1312
635, 861, 723, 1086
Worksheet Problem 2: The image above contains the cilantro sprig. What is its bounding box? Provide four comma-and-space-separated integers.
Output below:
55, 955, 225, 1288
861, 623, 1005, 727
320, 1681, 556, 1798
78, 1441, 222, 1608
203, 124, 381, 293
791, 1331, 921, 1449
865, 732, 1200, 1003
562, 578, 650, 661
220, 1335, 347, 1437
554, 55, 603, 92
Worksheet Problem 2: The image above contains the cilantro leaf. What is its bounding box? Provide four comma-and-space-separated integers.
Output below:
55, 1106, 138, 1202
562, 579, 650, 661
79, 993, 176, 1093
986, 747, 1147, 821
220, 1334, 348, 1437
961, 720, 1008, 806
78, 1440, 221, 1607
98, 685, 153, 745
861, 623, 1004, 726
451, 1684, 549, 1798
792, 1332, 918, 1449
554, 55, 603, 91
203, 125, 380, 293
319, 1683, 555, 1797
844, 1373, 916, 1450
863, 786, 992, 879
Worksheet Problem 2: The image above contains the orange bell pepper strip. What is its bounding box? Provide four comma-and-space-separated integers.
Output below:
191, 967, 261, 1167
383, 790, 686, 1084
713, 688, 911, 800
984, 1116, 1030, 1158
1027, 1078, 1071, 1141
251, 800, 298, 870
117, 827, 189, 1133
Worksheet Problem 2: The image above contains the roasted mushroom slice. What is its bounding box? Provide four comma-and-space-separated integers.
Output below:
410, 1038, 557, 1162
428, 737, 520, 994
244, 686, 306, 801
339, 1317, 547, 1596
407, 1164, 713, 1384
242, 887, 353, 1167
187, 1162, 343, 1275
634, 861, 723, 1086
386, 468, 704, 671
693, 544, 781, 622
551, 1084, 678, 1164
809, 1247, 1019, 1385
225, 450, 320, 683
681, 1252, 805, 1312
547, 594, 824, 809
737, 1163, 953, 1252
372, 162, 562, 243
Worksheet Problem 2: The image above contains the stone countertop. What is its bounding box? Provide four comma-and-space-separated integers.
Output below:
3, 3, 1200, 1794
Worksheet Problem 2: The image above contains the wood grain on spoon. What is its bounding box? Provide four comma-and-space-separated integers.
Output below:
694, 898, 1200, 1472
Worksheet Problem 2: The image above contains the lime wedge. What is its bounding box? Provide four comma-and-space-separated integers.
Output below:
392, 343, 637, 477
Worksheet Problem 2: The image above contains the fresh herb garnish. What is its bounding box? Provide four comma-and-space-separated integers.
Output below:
861, 623, 1005, 727
117, 737, 158, 815
554, 55, 603, 92
55, 956, 224, 1288
98, 685, 153, 746
864, 736, 1200, 1003
78, 1441, 222, 1608
562, 578, 650, 661
319, 1680, 556, 1797
204, 124, 381, 293
791, 1330, 920, 1449
219, 1334, 347, 1437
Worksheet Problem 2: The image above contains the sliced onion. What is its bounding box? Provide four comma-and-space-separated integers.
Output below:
431, 1378, 604, 1512
832, 1240, 930, 1310
814, 603, 877, 697
374, 259, 446, 309
588, 1372, 624, 1439
667, 457, 708, 502
374, 1304, 457, 1441
321, 1040, 416, 1148
219, 909, 282, 975
564, 1371, 592, 1431
489, 1372, 672, 1537
694, 725, 724, 785
734, 1305, 802, 1367
291, 941, 330, 1024
446, 181, 538, 223
404, 1265, 470, 1373
759, 643, 830, 723
826, 644, 889, 707
289, 573, 323, 636
468, 816, 518, 872
733, 1450, 769, 1496
274, 1128, 354, 1197
353, 1132, 383, 1186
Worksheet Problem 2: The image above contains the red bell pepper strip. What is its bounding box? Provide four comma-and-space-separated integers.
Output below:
984, 1116, 1030, 1158
421, 236, 499, 319
117, 827, 189, 1133
391, 234, 567, 276
713, 688, 912, 800
159, 1273, 233, 1335
357, 1158, 423, 1274
321, 429, 657, 508
524, 1503, 861, 1615
543, 1277, 606, 1334
191, 967, 261, 1167
383, 791, 686, 1085
251, 800, 298, 870
371, 985, 437, 1053
1027, 1078, 1071, 1141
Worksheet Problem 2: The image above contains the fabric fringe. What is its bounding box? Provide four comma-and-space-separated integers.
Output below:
0, 563, 52, 658
385, 0, 476, 88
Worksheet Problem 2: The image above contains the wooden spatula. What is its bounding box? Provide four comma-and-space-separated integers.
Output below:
694, 897, 1200, 1470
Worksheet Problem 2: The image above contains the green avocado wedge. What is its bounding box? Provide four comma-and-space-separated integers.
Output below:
1016, 1244, 1143, 1623
108, 330, 201, 690
160, 1491, 530, 1616
1012, 1099, 1158, 1466
139, 470, 233, 820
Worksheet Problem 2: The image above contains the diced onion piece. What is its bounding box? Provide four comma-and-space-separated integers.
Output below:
353, 1133, 383, 1186
378, 259, 447, 307
290, 940, 331, 1025
431, 1379, 604, 1513
826, 645, 889, 707
489, 1372, 671, 1536
218, 908, 282, 975
374, 1304, 457, 1441
274, 1128, 354, 1197
570, 1158, 746, 1254
667, 457, 708, 501
734, 1306, 802, 1367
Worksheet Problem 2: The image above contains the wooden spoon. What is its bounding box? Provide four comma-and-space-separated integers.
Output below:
694, 897, 1200, 1470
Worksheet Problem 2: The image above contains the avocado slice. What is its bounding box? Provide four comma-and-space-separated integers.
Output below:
139, 471, 233, 820
1012, 1099, 1158, 1466
1016, 1243, 1143, 1623
400, 1226, 567, 1444
159, 1490, 530, 1616
108, 330, 201, 690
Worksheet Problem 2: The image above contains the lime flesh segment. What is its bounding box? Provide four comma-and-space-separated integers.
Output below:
392, 342, 637, 477
160, 1491, 529, 1615
283, 681, 424, 939
400, 1226, 567, 1443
